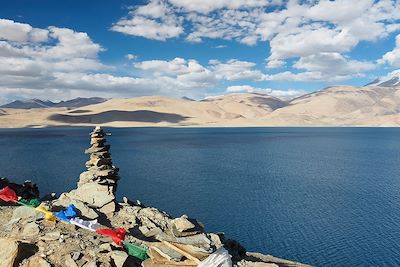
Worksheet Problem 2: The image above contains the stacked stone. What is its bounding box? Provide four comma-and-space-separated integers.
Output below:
80, 126, 119, 188
56, 126, 119, 218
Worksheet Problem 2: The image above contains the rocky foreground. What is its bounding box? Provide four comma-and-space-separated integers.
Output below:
0, 127, 311, 267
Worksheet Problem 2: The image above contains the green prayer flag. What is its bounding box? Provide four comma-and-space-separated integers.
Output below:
18, 198, 41, 208
123, 241, 149, 260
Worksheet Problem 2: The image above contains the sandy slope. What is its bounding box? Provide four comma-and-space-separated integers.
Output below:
1, 87, 400, 128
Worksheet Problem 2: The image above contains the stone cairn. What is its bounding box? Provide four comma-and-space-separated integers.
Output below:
56, 126, 119, 219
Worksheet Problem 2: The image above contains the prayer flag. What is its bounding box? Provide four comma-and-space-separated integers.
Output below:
18, 198, 41, 208
35, 206, 56, 222
70, 217, 99, 232
54, 204, 78, 222
123, 241, 149, 260
96, 228, 126, 245
0, 186, 18, 202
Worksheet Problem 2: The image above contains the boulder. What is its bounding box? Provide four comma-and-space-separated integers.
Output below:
0, 238, 19, 267
25, 256, 52, 267
73, 183, 115, 208
22, 222, 40, 236
99, 201, 116, 215
110, 251, 128, 267
64, 254, 79, 267
172, 215, 195, 232
40, 231, 61, 241
12, 206, 41, 220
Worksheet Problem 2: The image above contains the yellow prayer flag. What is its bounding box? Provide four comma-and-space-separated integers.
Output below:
35, 206, 56, 222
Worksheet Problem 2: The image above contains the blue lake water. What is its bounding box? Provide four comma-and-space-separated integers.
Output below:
1, 127, 400, 266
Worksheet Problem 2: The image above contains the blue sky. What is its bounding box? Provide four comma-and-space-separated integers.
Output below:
0, 0, 400, 103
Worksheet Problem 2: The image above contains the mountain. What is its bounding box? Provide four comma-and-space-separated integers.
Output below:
0, 99, 56, 109
0, 97, 108, 109
268, 85, 400, 126
1, 86, 400, 127
53, 97, 108, 108
365, 72, 400, 87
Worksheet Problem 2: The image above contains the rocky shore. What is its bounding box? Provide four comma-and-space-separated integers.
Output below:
0, 127, 311, 267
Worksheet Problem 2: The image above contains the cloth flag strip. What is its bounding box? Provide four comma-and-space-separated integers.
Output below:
18, 198, 41, 208
70, 217, 99, 232
0, 186, 18, 202
123, 241, 149, 260
35, 206, 56, 222
198, 247, 232, 267
96, 228, 127, 246
55, 204, 78, 222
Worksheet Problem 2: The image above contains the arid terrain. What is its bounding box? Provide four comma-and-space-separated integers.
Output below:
1, 85, 400, 128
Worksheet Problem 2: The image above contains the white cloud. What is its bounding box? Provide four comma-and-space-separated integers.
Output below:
111, 0, 183, 41
126, 54, 138, 60
225, 85, 305, 100
209, 59, 264, 80
0, 19, 36, 42
379, 34, 400, 67
294, 53, 375, 76
268, 27, 358, 61
226, 85, 261, 92
134, 55, 373, 85
111, 0, 400, 78
266, 59, 285, 68
168, 0, 270, 14
0, 20, 218, 101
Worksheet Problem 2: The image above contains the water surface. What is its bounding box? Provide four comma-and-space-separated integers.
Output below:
1, 127, 399, 266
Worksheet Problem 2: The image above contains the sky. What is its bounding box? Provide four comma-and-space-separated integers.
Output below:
1, 0, 400, 103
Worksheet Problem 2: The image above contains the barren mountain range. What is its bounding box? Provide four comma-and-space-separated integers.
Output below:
1, 77, 400, 127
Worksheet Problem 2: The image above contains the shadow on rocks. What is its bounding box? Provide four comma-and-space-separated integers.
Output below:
223, 239, 247, 262
13, 242, 38, 267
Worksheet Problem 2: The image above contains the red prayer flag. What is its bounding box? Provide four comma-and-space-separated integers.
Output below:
0, 186, 18, 202
96, 228, 126, 245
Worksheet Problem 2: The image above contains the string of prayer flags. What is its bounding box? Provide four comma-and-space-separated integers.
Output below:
96, 228, 127, 245
35, 206, 56, 222
0, 186, 18, 202
123, 241, 149, 260
54, 204, 78, 222
18, 198, 41, 208
70, 217, 99, 232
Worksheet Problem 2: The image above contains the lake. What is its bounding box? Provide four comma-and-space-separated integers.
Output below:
1, 127, 400, 266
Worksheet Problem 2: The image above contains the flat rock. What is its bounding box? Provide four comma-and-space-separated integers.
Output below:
142, 258, 195, 267
64, 254, 79, 267
0, 238, 19, 267
99, 201, 116, 214
25, 256, 51, 267
82, 261, 98, 267
156, 233, 212, 252
74, 183, 115, 208
12, 206, 41, 220
23, 222, 40, 236
172, 215, 196, 232
40, 231, 61, 241
244, 253, 312, 267
110, 251, 128, 267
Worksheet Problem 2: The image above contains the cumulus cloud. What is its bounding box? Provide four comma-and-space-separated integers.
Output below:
168, 0, 271, 14
0, 19, 48, 42
0, 20, 193, 101
111, 0, 400, 75
225, 85, 305, 100
111, 0, 183, 41
294, 53, 375, 76
379, 34, 400, 67
126, 54, 138, 60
